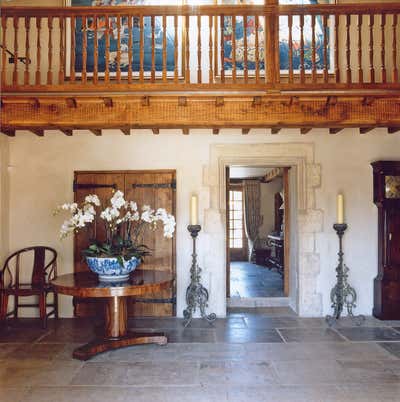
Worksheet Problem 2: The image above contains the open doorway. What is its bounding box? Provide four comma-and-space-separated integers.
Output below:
226, 166, 290, 302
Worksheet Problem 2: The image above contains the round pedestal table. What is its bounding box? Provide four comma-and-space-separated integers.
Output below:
51, 270, 174, 361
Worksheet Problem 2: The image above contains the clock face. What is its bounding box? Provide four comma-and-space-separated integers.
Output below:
385, 175, 400, 199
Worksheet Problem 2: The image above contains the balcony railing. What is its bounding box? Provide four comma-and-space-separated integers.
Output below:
1, 3, 399, 93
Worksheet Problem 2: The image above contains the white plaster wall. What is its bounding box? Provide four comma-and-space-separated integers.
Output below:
6, 128, 400, 318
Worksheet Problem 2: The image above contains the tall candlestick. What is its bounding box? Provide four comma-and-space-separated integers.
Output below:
337, 194, 344, 224
190, 194, 198, 225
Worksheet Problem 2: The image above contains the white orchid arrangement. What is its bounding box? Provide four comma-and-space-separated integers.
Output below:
55, 191, 175, 264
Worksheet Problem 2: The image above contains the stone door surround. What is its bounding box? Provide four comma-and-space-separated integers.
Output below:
202, 143, 323, 317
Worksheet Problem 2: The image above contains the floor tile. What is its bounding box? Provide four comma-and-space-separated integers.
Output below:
8, 343, 67, 361
336, 326, 400, 342
216, 328, 283, 343
198, 361, 277, 386
230, 261, 284, 298
165, 328, 217, 343
278, 328, 345, 343
23, 386, 226, 402
379, 342, 400, 359
338, 360, 400, 383
272, 359, 348, 385
71, 361, 199, 386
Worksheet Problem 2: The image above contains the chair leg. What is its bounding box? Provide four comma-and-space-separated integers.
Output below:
14, 295, 18, 318
0, 293, 9, 322
54, 292, 59, 319
39, 293, 47, 329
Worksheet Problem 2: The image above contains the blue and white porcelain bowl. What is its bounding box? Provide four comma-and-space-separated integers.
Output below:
86, 256, 140, 282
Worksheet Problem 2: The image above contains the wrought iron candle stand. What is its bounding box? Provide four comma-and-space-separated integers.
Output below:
183, 225, 216, 328
326, 223, 365, 326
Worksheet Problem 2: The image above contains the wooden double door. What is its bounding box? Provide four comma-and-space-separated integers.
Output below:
73, 170, 176, 318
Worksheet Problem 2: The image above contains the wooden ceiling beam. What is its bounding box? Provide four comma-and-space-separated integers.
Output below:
31, 128, 44, 137
1, 128, 16, 137
212, 128, 219, 135
141, 96, 150, 106
121, 127, 131, 135
215, 97, 224, 107
360, 127, 374, 134
300, 128, 312, 135
60, 129, 73, 136
271, 128, 281, 134
329, 128, 344, 134
152, 128, 159, 135
242, 128, 250, 135
178, 96, 187, 106
388, 127, 400, 134
182, 128, 189, 135
89, 129, 102, 136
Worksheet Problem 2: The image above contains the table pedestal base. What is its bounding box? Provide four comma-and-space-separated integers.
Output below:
72, 295, 167, 361
72, 331, 167, 361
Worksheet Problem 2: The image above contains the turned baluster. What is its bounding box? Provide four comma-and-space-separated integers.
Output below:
357, 14, 363, 84
232, 16, 237, 83
255, 15, 260, 83
1, 16, 7, 86
128, 15, 133, 84
151, 15, 155, 83
334, 13, 340, 83
288, 14, 293, 84
13, 16, 19, 86
116, 15, 121, 83
24, 17, 30, 85
208, 15, 213, 83
380, 14, 386, 83
369, 14, 375, 84
185, 15, 190, 83
82, 16, 87, 83
93, 15, 98, 84
70, 16, 76, 82
345, 14, 351, 85
47, 16, 53, 85
243, 15, 248, 83
163, 15, 167, 82
174, 15, 178, 84
139, 15, 144, 83
311, 14, 316, 83
323, 14, 329, 83
196, 15, 201, 83
300, 14, 305, 84
59, 16, 65, 84
220, 15, 225, 83
104, 15, 110, 83
393, 14, 398, 83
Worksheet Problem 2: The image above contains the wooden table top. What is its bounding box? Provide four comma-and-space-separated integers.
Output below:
51, 270, 174, 298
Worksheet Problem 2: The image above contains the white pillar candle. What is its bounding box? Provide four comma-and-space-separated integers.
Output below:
337, 194, 344, 224
190, 194, 198, 225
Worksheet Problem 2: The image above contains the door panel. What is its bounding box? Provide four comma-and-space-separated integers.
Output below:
73, 172, 125, 317
124, 171, 176, 317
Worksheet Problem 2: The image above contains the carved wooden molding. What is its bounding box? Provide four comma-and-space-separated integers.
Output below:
1, 94, 400, 133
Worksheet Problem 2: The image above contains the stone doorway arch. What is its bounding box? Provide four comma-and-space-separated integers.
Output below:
202, 143, 323, 317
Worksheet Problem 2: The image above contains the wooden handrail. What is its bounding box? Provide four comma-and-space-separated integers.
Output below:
3, 3, 400, 17
1, 3, 399, 93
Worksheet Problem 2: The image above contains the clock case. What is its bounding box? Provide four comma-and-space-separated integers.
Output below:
372, 161, 400, 320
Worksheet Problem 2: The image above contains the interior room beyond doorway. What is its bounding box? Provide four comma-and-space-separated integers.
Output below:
227, 166, 290, 302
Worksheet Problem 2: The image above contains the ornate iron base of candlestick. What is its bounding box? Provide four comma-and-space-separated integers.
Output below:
326, 223, 365, 327
183, 225, 217, 328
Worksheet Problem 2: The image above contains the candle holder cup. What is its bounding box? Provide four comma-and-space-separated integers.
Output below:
183, 225, 216, 327
326, 223, 365, 326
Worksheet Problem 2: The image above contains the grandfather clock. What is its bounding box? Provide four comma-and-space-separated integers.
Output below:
372, 161, 400, 320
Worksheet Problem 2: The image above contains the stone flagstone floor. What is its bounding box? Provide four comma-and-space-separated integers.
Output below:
1, 307, 400, 402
